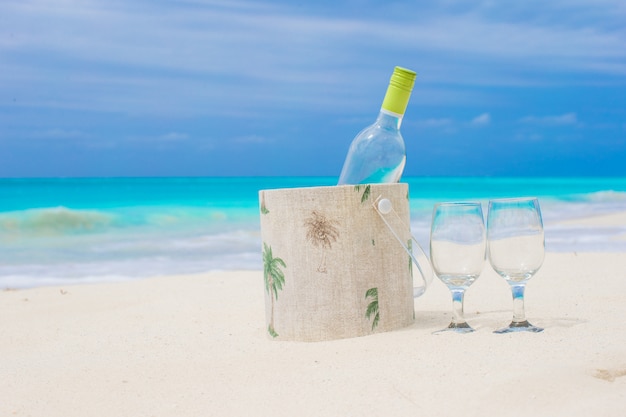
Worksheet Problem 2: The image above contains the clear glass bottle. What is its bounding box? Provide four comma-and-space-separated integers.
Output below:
337, 66, 416, 185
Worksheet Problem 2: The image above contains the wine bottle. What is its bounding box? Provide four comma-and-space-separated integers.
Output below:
337, 66, 416, 185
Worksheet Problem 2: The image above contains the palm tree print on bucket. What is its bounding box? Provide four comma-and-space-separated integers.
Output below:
260, 191, 269, 214
262, 243, 286, 338
304, 210, 340, 273
365, 287, 380, 331
354, 184, 371, 203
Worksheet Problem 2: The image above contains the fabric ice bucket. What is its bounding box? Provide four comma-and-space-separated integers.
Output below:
259, 183, 431, 342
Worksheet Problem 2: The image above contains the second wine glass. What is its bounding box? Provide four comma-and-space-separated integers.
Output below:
430, 202, 486, 333
487, 197, 545, 333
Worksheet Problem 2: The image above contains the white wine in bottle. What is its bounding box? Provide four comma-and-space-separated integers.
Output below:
338, 66, 417, 185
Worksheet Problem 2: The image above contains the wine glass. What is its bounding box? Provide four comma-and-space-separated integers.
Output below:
430, 202, 486, 333
487, 197, 545, 333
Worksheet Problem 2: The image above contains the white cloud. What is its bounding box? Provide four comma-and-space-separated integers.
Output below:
470, 113, 491, 126
231, 134, 271, 144
515, 132, 544, 141
159, 132, 189, 141
127, 132, 189, 142
30, 128, 90, 140
2, 0, 625, 118
520, 113, 578, 125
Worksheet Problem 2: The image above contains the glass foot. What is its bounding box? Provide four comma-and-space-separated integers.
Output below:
494, 320, 543, 334
433, 321, 475, 334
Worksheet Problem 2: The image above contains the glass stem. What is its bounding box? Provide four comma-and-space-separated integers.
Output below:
451, 289, 467, 325
510, 284, 527, 324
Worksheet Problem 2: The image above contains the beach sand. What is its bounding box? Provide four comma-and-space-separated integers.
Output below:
2, 247, 625, 415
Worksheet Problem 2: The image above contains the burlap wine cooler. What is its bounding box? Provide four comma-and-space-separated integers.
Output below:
259, 183, 431, 342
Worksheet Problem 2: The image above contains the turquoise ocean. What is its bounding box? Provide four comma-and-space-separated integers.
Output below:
2, 176, 626, 289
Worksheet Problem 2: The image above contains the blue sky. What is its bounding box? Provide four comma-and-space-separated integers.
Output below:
2, 0, 625, 177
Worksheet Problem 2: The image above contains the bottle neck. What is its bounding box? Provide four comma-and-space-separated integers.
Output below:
377, 108, 403, 129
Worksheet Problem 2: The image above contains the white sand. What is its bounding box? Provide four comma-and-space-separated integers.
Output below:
2, 212, 626, 416
2, 253, 625, 417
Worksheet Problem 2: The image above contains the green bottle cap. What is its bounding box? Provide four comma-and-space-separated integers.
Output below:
381, 66, 417, 116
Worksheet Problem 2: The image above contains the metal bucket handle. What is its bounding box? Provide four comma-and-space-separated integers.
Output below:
372, 195, 433, 298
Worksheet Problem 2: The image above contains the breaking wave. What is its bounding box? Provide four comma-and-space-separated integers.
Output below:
0, 206, 115, 235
